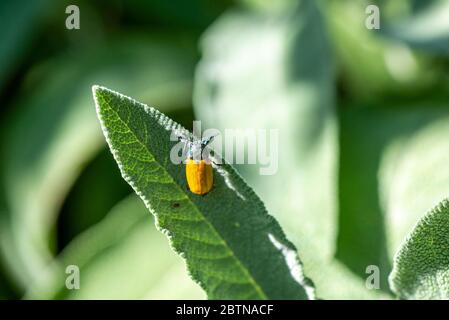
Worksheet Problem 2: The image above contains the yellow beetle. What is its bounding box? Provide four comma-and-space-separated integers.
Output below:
178, 134, 216, 195
185, 158, 213, 195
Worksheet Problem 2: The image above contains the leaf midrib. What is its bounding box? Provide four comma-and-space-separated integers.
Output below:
98, 92, 268, 299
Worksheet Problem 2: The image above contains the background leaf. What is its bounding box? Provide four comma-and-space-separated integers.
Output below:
381, 0, 449, 54
337, 105, 449, 292
0, 0, 50, 90
325, 0, 439, 101
389, 199, 449, 299
93, 85, 314, 299
26, 194, 204, 299
378, 109, 449, 260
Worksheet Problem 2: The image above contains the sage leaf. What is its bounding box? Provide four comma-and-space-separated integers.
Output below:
93, 85, 314, 300
389, 199, 449, 299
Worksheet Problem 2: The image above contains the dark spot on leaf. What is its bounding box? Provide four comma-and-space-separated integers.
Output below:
172, 202, 180, 208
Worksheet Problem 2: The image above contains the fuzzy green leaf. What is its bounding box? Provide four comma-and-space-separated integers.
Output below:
93, 85, 314, 300
389, 199, 449, 299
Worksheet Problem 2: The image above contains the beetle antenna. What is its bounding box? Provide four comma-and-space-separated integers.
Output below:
201, 133, 218, 148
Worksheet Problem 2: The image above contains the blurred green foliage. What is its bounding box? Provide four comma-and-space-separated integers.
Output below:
1, 0, 449, 299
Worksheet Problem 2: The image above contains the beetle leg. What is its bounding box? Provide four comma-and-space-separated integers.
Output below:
210, 159, 222, 167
